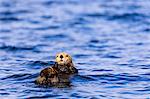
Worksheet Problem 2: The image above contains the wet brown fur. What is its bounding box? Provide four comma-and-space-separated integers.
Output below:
35, 52, 78, 87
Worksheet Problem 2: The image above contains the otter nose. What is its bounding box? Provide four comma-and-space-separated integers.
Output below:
60, 55, 63, 59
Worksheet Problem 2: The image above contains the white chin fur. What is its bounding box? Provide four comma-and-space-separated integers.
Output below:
58, 62, 65, 65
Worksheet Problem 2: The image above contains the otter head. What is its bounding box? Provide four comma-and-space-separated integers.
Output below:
55, 52, 73, 66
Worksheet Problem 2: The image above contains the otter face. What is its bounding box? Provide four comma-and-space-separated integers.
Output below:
56, 52, 72, 65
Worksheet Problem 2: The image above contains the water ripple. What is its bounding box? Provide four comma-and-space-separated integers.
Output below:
0, 0, 150, 98
0, 44, 36, 52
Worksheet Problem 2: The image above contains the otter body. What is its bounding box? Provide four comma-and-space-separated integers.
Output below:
35, 52, 78, 87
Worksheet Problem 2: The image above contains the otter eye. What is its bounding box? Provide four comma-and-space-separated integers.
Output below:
66, 55, 68, 57
56, 56, 58, 57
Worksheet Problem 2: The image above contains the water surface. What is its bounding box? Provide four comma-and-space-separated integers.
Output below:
0, 0, 150, 98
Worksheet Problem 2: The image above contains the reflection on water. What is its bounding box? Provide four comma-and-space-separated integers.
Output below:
0, 0, 150, 98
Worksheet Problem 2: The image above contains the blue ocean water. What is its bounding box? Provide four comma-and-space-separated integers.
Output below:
0, 0, 150, 98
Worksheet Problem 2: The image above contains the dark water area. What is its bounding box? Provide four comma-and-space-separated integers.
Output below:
0, 0, 150, 98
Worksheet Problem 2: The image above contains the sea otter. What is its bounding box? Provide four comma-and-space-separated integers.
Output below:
35, 52, 78, 87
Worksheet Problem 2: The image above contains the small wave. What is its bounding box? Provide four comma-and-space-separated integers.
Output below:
89, 39, 108, 44
140, 73, 150, 76
42, 34, 74, 41
107, 12, 146, 21
0, 17, 22, 22
26, 94, 61, 99
33, 25, 60, 30
42, 1, 62, 6
41, 15, 52, 19
26, 60, 54, 66
102, 54, 122, 59
0, 44, 36, 52
1, 73, 32, 80
68, 17, 90, 27
92, 69, 113, 72
83, 12, 146, 22
43, 34, 67, 39
0, 93, 9, 95
73, 54, 91, 58
0, 29, 11, 33
82, 13, 106, 19
89, 40, 99, 43
76, 75, 95, 81
86, 73, 150, 82
1, 73, 38, 84
143, 28, 150, 32
0, 10, 30, 16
